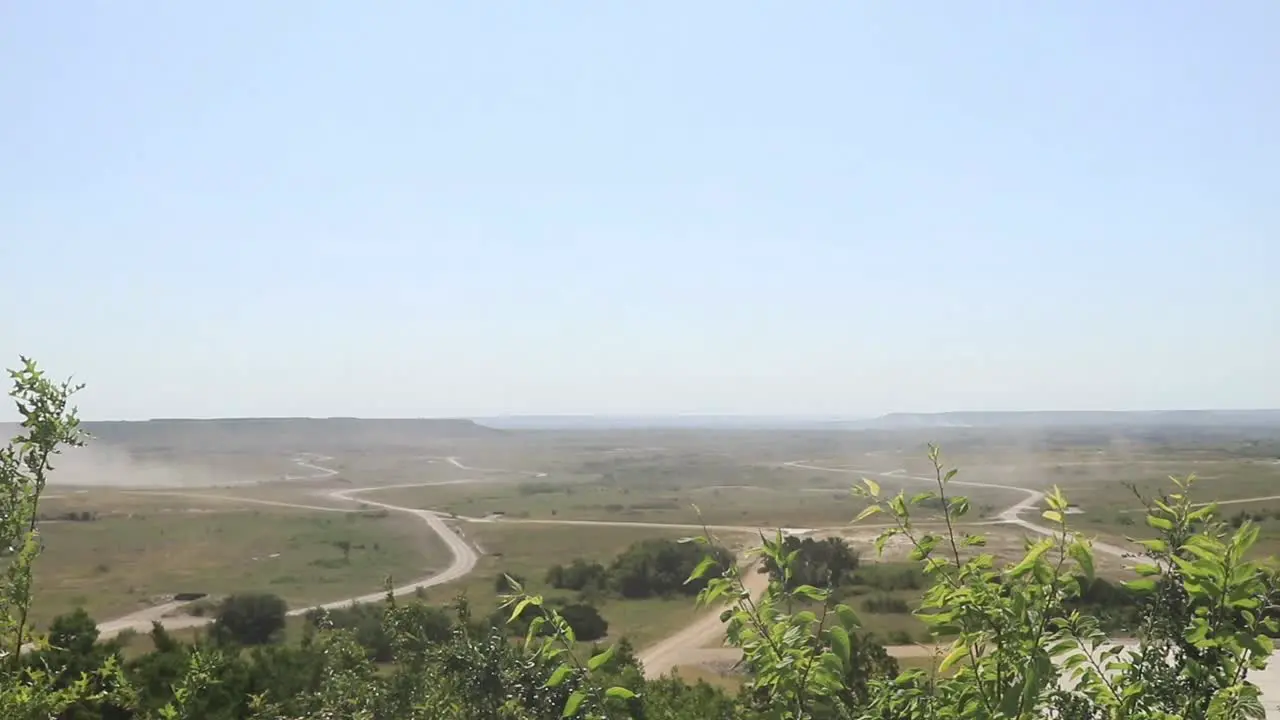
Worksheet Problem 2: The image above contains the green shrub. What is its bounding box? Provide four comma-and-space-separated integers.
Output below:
213, 592, 288, 646
849, 563, 926, 591
886, 629, 913, 645
862, 594, 911, 614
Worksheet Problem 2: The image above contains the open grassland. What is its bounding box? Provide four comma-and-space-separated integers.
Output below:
38, 489, 308, 516
1040, 459, 1280, 556
1053, 459, 1280, 511
362, 475, 1022, 529
29, 505, 447, 628
367, 479, 866, 527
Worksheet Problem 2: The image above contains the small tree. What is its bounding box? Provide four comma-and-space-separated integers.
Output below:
495, 572, 526, 593
558, 603, 609, 642
214, 593, 288, 646
0, 358, 127, 720
333, 539, 352, 563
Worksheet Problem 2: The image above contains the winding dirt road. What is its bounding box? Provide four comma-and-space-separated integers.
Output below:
95, 470, 481, 638
94, 458, 790, 639
784, 461, 1135, 559
295, 483, 480, 613
636, 460, 1134, 679
637, 564, 770, 679
423, 455, 549, 477
284, 453, 341, 481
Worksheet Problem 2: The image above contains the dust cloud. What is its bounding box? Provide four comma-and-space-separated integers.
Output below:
41, 444, 257, 488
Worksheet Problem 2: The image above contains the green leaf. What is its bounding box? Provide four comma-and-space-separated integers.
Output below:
863, 478, 881, 498
605, 686, 637, 700
1181, 543, 1221, 564
699, 578, 729, 607
1136, 538, 1168, 553
855, 505, 884, 522
685, 555, 718, 584
1146, 515, 1174, 531
939, 642, 968, 674
793, 584, 827, 602
546, 664, 573, 688
874, 528, 900, 557
508, 597, 535, 624
1068, 541, 1094, 581
1010, 538, 1053, 578
819, 651, 844, 681
828, 625, 851, 670
588, 644, 616, 671
1187, 504, 1218, 523
890, 492, 908, 517
1042, 510, 1063, 524
834, 603, 860, 630
562, 690, 587, 717
1125, 578, 1158, 593
1047, 487, 1068, 511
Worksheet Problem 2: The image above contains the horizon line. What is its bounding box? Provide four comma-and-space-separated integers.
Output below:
30, 407, 1280, 424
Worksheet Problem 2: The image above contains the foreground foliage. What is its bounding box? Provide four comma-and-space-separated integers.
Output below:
3, 358, 1279, 719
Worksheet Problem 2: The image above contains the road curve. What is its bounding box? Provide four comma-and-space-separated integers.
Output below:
94, 477, 481, 638
636, 462, 1143, 680
284, 453, 341, 481
290, 484, 479, 614
783, 461, 1133, 560
422, 455, 549, 478
637, 562, 770, 679
637, 462, 1055, 679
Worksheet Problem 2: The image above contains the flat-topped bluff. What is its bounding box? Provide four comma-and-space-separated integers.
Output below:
847, 409, 1280, 430
78, 417, 502, 453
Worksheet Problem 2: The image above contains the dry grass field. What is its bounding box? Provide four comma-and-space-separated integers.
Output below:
30, 503, 447, 628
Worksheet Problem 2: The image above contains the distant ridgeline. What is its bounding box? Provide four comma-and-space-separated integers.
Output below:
472, 411, 1280, 432
80, 417, 502, 453
841, 410, 1280, 430
824, 410, 1280, 454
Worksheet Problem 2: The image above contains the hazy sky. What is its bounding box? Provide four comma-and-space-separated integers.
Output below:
3, 4, 1277, 420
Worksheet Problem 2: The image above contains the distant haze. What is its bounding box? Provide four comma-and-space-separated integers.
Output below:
3, 411, 1275, 489
477, 411, 1280, 431
41, 443, 258, 488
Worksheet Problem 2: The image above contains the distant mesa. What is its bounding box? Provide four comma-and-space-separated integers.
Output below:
468, 411, 1280, 431
836, 410, 1280, 431
82, 417, 503, 451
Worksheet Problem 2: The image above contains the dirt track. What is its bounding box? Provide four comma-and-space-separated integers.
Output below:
94, 469, 482, 638
637, 564, 769, 679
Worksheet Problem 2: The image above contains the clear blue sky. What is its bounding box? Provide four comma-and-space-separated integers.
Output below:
3, 3, 1277, 420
